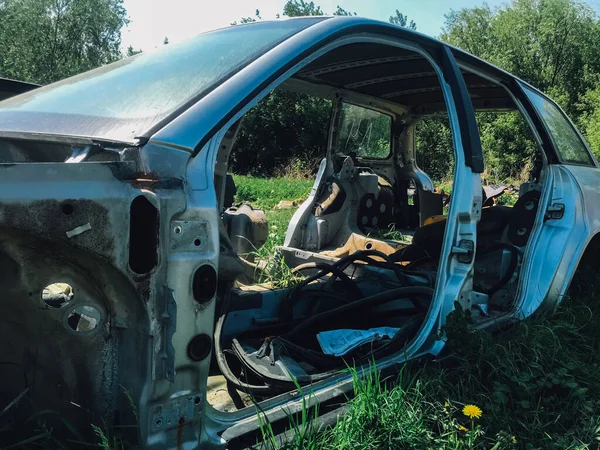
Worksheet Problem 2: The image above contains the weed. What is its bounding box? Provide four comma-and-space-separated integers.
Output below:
255, 371, 321, 450
273, 158, 319, 180
368, 224, 411, 243
256, 248, 305, 289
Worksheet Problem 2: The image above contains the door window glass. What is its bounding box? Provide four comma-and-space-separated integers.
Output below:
523, 86, 593, 165
335, 103, 391, 159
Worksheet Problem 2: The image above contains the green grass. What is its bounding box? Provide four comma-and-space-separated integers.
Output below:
233, 175, 313, 210
264, 277, 600, 449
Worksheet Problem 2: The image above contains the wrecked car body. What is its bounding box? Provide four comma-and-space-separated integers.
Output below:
1, 16, 599, 449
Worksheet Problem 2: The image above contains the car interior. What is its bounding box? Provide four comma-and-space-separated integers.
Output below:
209, 41, 545, 411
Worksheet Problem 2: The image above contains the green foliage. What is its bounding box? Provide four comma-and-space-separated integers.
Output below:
256, 372, 321, 450
239, 168, 600, 449
126, 46, 142, 57
416, 116, 455, 182
578, 77, 600, 159
0, 0, 128, 84
288, 281, 600, 449
476, 112, 538, 182
333, 6, 356, 16
230, 5, 417, 178
370, 224, 410, 243
389, 9, 417, 30
283, 0, 324, 17
438, 0, 600, 178
231, 9, 261, 25
416, 111, 538, 183
442, 0, 600, 119
233, 175, 313, 210
437, 294, 600, 448
233, 175, 312, 287
231, 91, 332, 177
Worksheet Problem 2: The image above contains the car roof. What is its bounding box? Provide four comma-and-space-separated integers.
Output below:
290, 16, 533, 86
275, 16, 537, 113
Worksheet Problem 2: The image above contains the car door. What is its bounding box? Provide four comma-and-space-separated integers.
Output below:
512, 82, 600, 318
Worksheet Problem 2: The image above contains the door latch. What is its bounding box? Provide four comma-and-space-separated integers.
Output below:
451, 239, 474, 264
545, 203, 565, 221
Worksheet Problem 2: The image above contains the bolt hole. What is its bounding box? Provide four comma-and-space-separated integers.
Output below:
365, 242, 373, 250
174, 226, 182, 235
194, 238, 201, 247
192, 266, 217, 305
194, 396, 201, 405
154, 418, 162, 428
187, 334, 212, 361
42, 282, 73, 308
61, 203, 74, 215
66, 305, 101, 333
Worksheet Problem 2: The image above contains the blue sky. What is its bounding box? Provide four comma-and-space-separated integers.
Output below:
121, 0, 600, 51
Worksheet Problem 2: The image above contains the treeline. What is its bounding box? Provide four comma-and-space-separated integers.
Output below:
0, 0, 128, 84
2, 0, 600, 182
231, 0, 600, 182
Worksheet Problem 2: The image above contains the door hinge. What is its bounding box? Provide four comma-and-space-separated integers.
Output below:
451, 239, 474, 263
545, 203, 565, 221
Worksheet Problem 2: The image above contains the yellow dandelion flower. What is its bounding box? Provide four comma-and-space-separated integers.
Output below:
462, 404, 483, 419
459, 425, 469, 432
444, 402, 450, 408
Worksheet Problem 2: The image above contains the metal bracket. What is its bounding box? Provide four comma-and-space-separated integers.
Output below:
451, 239, 474, 264
545, 203, 565, 221
151, 394, 203, 431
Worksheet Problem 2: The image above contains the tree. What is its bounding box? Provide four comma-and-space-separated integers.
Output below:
231, 9, 261, 25
578, 73, 600, 158
283, 0, 323, 17
163, 37, 169, 45
333, 6, 356, 16
437, 0, 600, 176
230, 91, 331, 176
441, 0, 600, 116
126, 46, 142, 57
0, 0, 128, 84
389, 9, 417, 30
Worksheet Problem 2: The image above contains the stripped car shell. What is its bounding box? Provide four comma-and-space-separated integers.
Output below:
0, 16, 598, 450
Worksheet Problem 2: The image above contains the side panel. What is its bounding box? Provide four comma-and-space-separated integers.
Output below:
515, 165, 597, 318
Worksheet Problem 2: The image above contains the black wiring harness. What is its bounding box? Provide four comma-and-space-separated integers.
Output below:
214, 249, 434, 395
